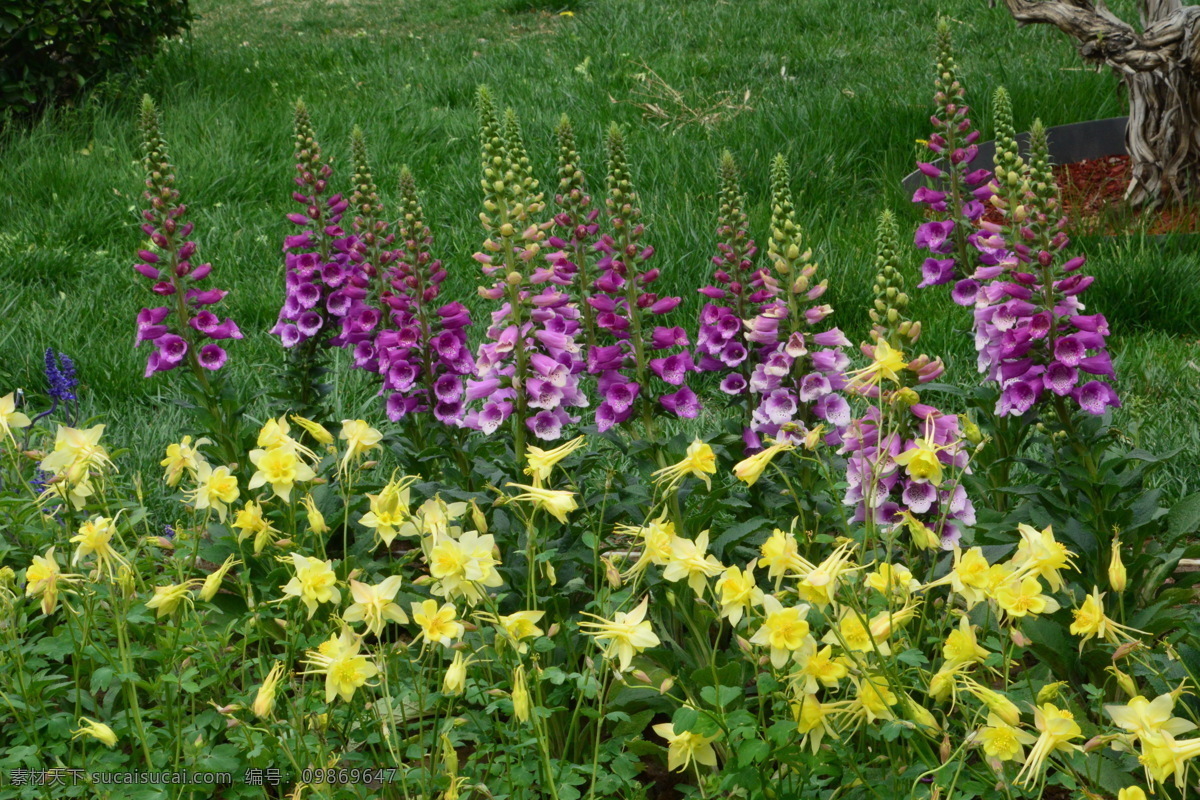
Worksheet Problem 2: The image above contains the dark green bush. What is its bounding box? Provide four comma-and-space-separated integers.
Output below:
0, 0, 191, 116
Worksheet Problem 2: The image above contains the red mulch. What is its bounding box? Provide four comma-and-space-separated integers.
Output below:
983, 154, 1199, 235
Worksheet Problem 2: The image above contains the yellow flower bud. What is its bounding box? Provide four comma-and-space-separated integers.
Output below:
511, 666, 530, 723
1108, 532, 1127, 592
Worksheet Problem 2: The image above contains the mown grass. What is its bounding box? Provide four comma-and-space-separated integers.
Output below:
0, 0, 1197, 493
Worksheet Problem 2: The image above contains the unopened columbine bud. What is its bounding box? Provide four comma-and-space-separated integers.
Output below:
511, 665, 530, 723
443, 652, 467, 696
659, 677, 674, 694
1108, 531, 1127, 592
1106, 666, 1138, 698
1036, 681, 1066, 704
469, 499, 488, 533
632, 670, 652, 684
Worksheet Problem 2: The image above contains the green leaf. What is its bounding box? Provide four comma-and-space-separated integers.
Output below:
1169, 492, 1200, 540
700, 684, 743, 709
737, 738, 770, 767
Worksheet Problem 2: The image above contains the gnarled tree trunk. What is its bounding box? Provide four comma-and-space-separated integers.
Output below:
998, 0, 1200, 205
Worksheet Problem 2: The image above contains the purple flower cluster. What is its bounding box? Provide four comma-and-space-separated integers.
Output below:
588, 124, 698, 431
270, 101, 365, 351
134, 96, 241, 378
911, 23, 999, 307
972, 124, 1118, 417
839, 211, 971, 548
376, 167, 474, 425
44, 349, 77, 403
466, 95, 587, 441
746, 154, 850, 449
696, 153, 774, 407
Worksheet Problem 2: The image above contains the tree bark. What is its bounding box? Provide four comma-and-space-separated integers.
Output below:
999, 0, 1200, 205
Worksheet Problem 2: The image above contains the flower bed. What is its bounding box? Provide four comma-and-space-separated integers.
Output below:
1, 18, 1197, 800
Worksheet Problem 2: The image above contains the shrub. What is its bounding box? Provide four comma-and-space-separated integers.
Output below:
0, 0, 191, 116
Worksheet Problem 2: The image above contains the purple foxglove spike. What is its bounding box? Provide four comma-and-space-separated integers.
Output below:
1078, 353, 1114, 377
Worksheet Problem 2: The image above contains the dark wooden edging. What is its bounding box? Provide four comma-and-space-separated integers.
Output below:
901, 116, 1129, 194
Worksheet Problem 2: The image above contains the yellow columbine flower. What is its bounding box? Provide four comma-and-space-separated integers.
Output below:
732, 441, 794, 487
1012, 523, 1077, 592
947, 546, 992, 608
343, 576, 408, 636
281, 554, 341, 619
651, 438, 717, 490
943, 615, 989, 667
199, 554, 241, 602
652, 720, 718, 773
795, 540, 857, 609
713, 560, 764, 625
257, 415, 318, 460
426, 530, 503, 606
1071, 586, 1142, 649
0, 392, 31, 442
232, 500, 280, 554
70, 514, 129, 579
302, 628, 378, 703
892, 436, 947, 486
578, 596, 660, 672
845, 338, 907, 390
897, 510, 941, 551
291, 414, 334, 445
360, 476, 419, 546
301, 493, 328, 536
339, 419, 382, 473
853, 674, 899, 723
1015, 703, 1082, 786
977, 713, 1036, 762
72, 717, 118, 747
792, 641, 849, 694
161, 435, 209, 487
1118, 788, 1147, 800
145, 581, 201, 618
960, 678, 1021, 727
485, 609, 545, 653
662, 530, 724, 597
185, 461, 240, 522
411, 599, 464, 649
750, 595, 812, 669
759, 527, 809, 584
39, 424, 113, 509
619, 515, 676, 578
248, 445, 317, 504
505, 483, 578, 524
865, 562, 919, 598
994, 574, 1059, 620
413, 495, 468, 539
511, 665, 531, 723
524, 436, 586, 486
25, 546, 80, 615
1106, 693, 1196, 741
793, 693, 844, 753
1137, 731, 1200, 788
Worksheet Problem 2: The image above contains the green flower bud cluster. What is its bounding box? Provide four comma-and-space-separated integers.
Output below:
1026, 120, 1065, 250
604, 123, 642, 239
987, 87, 1031, 235
869, 210, 916, 344
717, 150, 753, 272
349, 126, 388, 273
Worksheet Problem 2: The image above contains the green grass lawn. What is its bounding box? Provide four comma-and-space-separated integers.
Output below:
1, 0, 1197, 494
